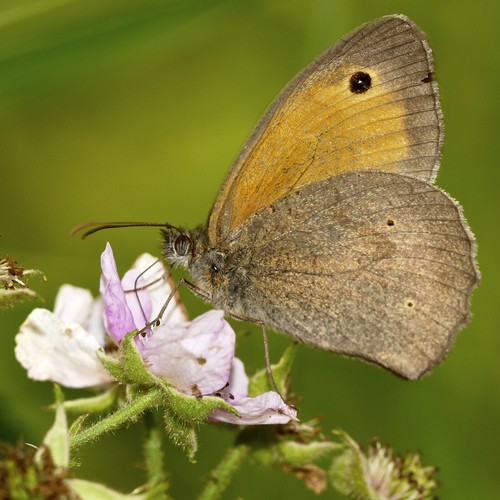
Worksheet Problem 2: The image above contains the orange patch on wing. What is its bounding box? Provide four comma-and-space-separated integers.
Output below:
209, 66, 410, 241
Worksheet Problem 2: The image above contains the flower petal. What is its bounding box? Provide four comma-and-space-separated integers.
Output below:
86, 297, 107, 347
128, 253, 187, 326
121, 267, 152, 331
210, 391, 298, 425
218, 358, 249, 401
99, 243, 136, 343
15, 309, 113, 388
140, 310, 234, 395
54, 284, 93, 325
53, 284, 107, 346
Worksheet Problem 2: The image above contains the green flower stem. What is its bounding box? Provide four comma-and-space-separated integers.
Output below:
70, 388, 164, 450
143, 414, 170, 500
197, 442, 250, 500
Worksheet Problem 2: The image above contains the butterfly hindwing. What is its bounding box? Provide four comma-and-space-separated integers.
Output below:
227, 171, 477, 379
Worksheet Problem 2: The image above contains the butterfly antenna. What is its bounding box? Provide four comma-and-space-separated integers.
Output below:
70, 221, 177, 239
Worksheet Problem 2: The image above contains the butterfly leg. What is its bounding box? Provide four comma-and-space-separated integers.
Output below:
226, 311, 284, 401
137, 278, 210, 335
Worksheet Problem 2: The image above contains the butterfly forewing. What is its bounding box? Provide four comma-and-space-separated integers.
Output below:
209, 15, 442, 243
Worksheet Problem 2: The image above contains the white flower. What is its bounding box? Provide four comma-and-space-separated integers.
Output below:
15, 285, 113, 388
16, 243, 297, 425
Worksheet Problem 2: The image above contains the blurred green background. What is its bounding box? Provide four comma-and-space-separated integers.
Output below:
1, 0, 498, 498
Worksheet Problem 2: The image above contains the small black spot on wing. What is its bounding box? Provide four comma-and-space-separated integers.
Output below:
349, 71, 372, 93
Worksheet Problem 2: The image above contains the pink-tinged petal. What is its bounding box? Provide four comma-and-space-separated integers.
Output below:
54, 284, 93, 325
217, 358, 249, 401
141, 310, 234, 395
121, 268, 152, 331
99, 243, 136, 343
210, 391, 298, 425
15, 309, 114, 388
129, 254, 187, 326
86, 298, 107, 347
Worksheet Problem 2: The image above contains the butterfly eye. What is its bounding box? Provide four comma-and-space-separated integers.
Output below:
174, 234, 191, 256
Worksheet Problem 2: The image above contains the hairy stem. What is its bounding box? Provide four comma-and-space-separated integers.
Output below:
70, 388, 164, 450
197, 442, 250, 500
143, 413, 171, 500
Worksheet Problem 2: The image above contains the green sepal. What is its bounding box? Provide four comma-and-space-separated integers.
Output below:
161, 385, 239, 462
97, 349, 130, 384
163, 385, 239, 423
248, 344, 297, 397
97, 331, 159, 386
56, 387, 119, 414
163, 408, 198, 463
36, 385, 69, 469
119, 331, 159, 386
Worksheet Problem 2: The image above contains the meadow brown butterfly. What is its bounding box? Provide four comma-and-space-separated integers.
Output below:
81, 15, 479, 379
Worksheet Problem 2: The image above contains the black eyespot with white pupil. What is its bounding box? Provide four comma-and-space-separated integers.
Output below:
174, 234, 191, 256
211, 263, 220, 275
349, 71, 372, 94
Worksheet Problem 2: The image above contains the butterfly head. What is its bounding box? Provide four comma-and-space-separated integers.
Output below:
161, 226, 207, 271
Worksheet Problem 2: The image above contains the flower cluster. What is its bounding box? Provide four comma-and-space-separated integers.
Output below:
10, 245, 439, 499
0, 256, 42, 308
330, 431, 438, 499
15, 243, 297, 425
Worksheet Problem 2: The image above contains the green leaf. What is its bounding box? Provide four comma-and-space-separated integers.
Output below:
248, 344, 297, 397
67, 478, 146, 499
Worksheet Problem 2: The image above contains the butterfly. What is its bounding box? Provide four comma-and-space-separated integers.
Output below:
79, 15, 479, 379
